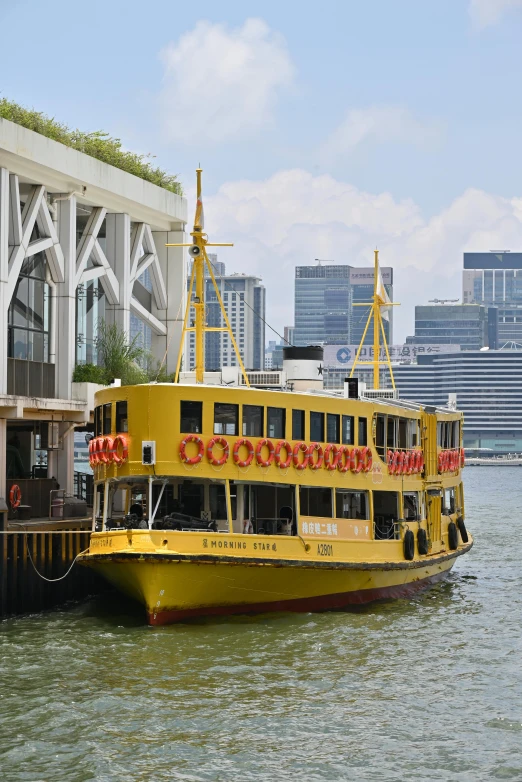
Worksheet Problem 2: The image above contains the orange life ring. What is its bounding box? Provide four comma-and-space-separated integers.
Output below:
416, 450, 424, 474
9, 484, 21, 509
112, 434, 129, 465
96, 437, 107, 465
255, 438, 275, 467
350, 447, 363, 474
387, 449, 395, 475
99, 436, 113, 465
207, 436, 229, 466
179, 435, 204, 465
404, 451, 414, 475
337, 445, 351, 473
324, 444, 339, 471
88, 437, 97, 466
438, 451, 446, 473
275, 440, 292, 469
460, 447, 465, 468
360, 446, 372, 472
233, 438, 254, 468
293, 442, 309, 470
308, 442, 324, 470
392, 450, 402, 475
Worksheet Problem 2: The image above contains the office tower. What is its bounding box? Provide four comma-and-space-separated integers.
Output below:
405, 303, 498, 350
463, 252, 522, 345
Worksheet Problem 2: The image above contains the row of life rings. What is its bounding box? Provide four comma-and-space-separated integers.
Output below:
438, 448, 465, 473
88, 435, 129, 467
179, 437, 374, 474
387, 449, 424, 476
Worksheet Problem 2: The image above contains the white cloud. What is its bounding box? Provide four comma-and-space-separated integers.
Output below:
469, 0, 522, 28
200, 169, 522, 341
159, 18, 295, 144
322, 106, 441, 161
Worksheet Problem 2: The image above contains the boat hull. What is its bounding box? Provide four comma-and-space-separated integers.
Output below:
81, 545, 469, 625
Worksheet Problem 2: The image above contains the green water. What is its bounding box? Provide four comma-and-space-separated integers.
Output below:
1, 468, 521, 781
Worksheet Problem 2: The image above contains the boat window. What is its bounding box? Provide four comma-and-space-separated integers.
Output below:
327, 413, 340, 444
299, 487, 332, 517
375, 414, 386, 458
398, 418, 408, 449
180, 401, 202, 433
214, 403, 239, 435
358, 417, 368, 447
453, 421, 460, 448
443, 487, 456, 515
404, 491, 421, 521
243, 405, 263, 437
267, 407, 285, 438
335, 490, 368, 519
115, 401, 128, 433
342, 415, 354, 445
408, 419, 419, 448
310, 411, 324, 442
387, 416, 397, 449
210, 484, 228, 520
292, 409, 305, 440
94, 406, 102, 437
373, 491, 400, 540
103, 403, 112, 435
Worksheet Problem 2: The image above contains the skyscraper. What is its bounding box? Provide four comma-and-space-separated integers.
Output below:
187, 256, 266, 371
463, 252, 522, 345
293, 264, 393, 346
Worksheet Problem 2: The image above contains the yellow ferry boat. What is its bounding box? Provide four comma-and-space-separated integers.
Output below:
78, 170, 472, 624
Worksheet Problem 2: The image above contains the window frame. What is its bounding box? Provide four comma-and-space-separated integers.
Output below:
310, 411, 325, 443
243, 404, 264, 437
267, 407, 286, 439
180, 400, 203, 434
213, 402, 239, 436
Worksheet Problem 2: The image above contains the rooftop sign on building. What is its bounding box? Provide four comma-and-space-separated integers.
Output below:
323, 343, 460, 368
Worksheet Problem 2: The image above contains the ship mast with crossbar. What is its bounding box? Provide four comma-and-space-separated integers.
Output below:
166, 168, 250, 386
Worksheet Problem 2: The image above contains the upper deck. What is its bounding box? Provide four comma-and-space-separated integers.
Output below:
88, 382, 462, 488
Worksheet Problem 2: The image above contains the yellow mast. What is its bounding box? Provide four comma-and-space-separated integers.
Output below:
349, 249, 399, 390
166, 168, 250, 386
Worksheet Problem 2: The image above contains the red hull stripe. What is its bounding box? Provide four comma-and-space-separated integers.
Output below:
148, 569, 449, 625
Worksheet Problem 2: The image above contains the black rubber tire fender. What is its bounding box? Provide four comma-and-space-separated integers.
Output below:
403, 529, 415, 561
456, 516, 469, 543
448, 521, 459, 550
417, 528, 429, 556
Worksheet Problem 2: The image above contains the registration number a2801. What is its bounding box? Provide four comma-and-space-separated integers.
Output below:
317, 543, 333, 557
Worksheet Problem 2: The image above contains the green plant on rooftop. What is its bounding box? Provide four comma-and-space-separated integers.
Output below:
72, 321, 174, 386
0, 98, 183, 196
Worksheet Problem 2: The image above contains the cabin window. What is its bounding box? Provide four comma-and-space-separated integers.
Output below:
358, 417, 368, 447
444, 487, 456, 515
373, 490, 400, 540
335, 490, 368, 519
342, 415, 354, 445
209, 484, 228, 520
116, 401, 128, 433
214, 403, 239, 435
310, 411, 324, 442
327, 413, 340, 444
292, 409, 305, 440
387, 416, 397, 449
267, 407, 285, 438
299, 487, 332, 517
404, 491, 421, 521
375, 414, 386, 458
94, 406, 102, 437
398, 418, 408, 449
180, 401, 202, 433
243, 405, 263, 437
408, 419, 419, 448
453, 421, 460, 448
103, 403, 112, 435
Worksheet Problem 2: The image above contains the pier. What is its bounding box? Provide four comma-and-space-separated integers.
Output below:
0, 517, 103, 620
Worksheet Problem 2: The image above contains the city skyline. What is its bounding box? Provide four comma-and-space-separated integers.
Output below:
3, 1, 522, 343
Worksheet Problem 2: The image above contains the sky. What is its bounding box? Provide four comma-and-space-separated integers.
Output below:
2, 0, 522, 342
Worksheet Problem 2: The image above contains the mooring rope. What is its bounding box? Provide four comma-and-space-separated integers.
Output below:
25, 543, 90, 583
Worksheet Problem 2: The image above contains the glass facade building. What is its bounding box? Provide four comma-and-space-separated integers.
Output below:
405, 304, 497, 350
394, 350, 522, 452
293, 264, 393, 347
463, 252, 522, 345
